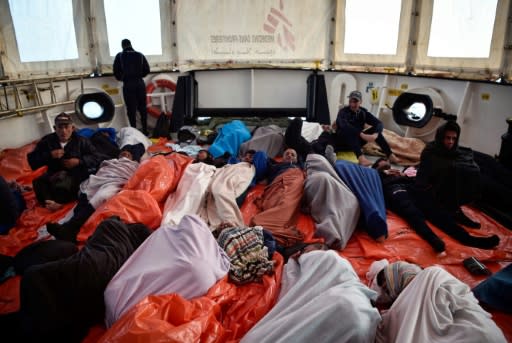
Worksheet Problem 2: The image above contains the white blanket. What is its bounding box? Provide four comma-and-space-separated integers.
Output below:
117, 127, 152, 150
241, 250, 381, 343
104, 215, 230, 327
79, 157, 139, 208
200, 162, 255, 229
377, 266, 506, 343
160, 162, 216, 226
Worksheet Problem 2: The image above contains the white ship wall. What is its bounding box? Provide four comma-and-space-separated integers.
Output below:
1, 70, 511, 158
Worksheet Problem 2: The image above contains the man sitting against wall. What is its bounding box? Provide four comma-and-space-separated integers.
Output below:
27, 113, 101, 210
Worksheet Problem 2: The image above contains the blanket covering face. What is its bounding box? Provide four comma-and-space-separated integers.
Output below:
104, 214, 230, 327
304, 154, 360, 248
241, 250, 381, 343
376, 266, 506, 343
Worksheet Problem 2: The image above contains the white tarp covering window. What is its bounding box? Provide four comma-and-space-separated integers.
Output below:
344, 0, 402, 55
334, 0, 412, 68
427, 0, 498, 58
176, 0, 331, 64
104, 0, 162, 56
8, 0, 78, 62
415, 0, 507, 73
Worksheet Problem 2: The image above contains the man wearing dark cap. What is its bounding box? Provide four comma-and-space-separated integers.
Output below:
113, 39, 151, 135
46, 143, 144, 242
27, 112, 101, 210
334, 90, 398, 166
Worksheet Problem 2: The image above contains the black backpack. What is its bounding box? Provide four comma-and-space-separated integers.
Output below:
152, 112, 171, 138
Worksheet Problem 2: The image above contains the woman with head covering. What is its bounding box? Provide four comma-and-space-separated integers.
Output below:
370, 260, 506, 343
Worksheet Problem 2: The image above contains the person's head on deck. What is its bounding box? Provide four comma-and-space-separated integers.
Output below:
242, 149, 256, 163
119, 143, 145, 162
376, 261, 422, 304
54, 112, 74, 143
282, 148, 298, 164
435, 120, 460, 151
196, 149, 213, 162
348, 90, 362, 112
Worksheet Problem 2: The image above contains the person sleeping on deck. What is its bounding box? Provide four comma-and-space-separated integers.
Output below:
372, 158, 499, 252
241, 250, 381, 343
0, 216, 151, 343
303, 154, 360, 250
249, 148, 306, 247
161, 150, 256, 229
45, 143, 145, 242
104, 215, 230, 327
368, 260, 506, 343
27, 113, 102, 210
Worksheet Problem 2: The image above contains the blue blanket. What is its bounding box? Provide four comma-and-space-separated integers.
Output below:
334, 160, 387, 239
472, 263, 512, 314
208, 120, 251, 158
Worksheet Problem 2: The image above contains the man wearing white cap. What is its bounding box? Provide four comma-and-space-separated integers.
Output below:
334, 90, 399, 166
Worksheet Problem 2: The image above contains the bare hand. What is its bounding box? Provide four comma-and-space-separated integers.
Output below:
62, 158, 80, 169
51, 149, 65, 159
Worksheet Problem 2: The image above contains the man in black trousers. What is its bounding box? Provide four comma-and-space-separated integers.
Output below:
113, 39, 150, 135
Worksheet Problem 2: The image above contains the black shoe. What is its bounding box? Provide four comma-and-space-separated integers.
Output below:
46, 222, 77, 243
431, 236, 446, 253
455, 209, 481, 229
478, 234, 500, 250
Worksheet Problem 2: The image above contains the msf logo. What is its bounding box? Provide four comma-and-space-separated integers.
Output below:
263, 0, 295, 51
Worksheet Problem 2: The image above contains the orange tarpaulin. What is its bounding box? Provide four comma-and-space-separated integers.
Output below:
98, 254, 284, 343
123, 153, 192, 204
78, 190, 162, 242
1, 143, 511, 342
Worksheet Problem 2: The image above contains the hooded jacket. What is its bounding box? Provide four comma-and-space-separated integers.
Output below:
414, 121, 480, 210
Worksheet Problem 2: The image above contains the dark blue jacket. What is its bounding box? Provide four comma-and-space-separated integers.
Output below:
113, 47, 150, 85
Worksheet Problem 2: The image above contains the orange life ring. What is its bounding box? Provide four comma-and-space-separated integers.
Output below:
146, 78, 176, 118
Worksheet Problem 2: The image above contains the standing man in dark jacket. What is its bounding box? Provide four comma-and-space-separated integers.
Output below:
27, 113, 100, 210
113, 39, 150, 135
334, 90, 399, 166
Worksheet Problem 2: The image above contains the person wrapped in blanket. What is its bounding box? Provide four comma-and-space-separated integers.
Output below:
27, 113, 102, 210
372, 158, 499, 252
0, 217, 151, 343
367, 260, 506, 343
241, 249, 381, 343
46, 143, 145, 242
249, 148, 306, 248
104, 215, 230, 327
414, 120, 482, 228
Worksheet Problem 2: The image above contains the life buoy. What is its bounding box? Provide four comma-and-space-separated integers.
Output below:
146, 78, 176, 118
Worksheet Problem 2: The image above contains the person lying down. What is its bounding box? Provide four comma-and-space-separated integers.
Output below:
104, 214, 230, 327
241, 250, 381, 343
368, 260, 506, 343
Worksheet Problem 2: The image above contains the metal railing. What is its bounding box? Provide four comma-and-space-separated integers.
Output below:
0, 73, 90, 120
